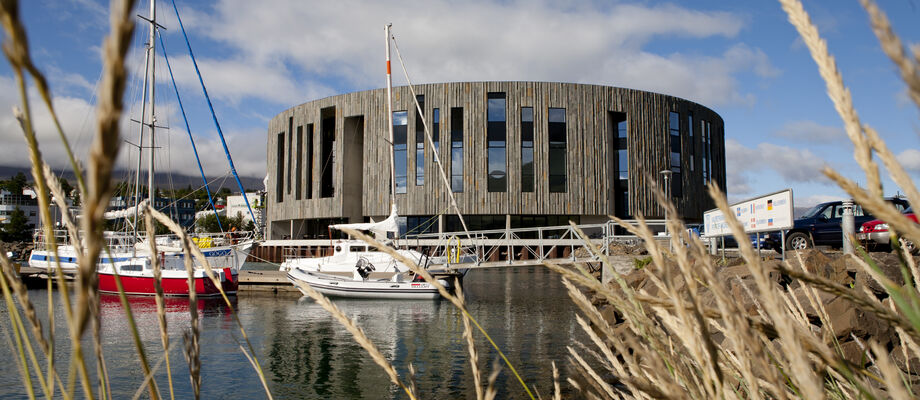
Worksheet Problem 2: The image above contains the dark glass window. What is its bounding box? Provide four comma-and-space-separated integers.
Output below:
612, 112, 629, 217
295, 125, 303, 200
415, 95, 425, 186
432, 108, 440, 153
521, 107, 534, 193
702, 120, 713, 186
287, 117, 293, 194
669, 111, 681, 197
306, 123, 313, 199
548, 108, 567, 193
707, 122, 713, 185
451, 107, 463, 192
393, 110, 408, 194
276, 131, 284, 202
688, 112, 694, 172
320, 110, 335, 198
487, 93, 506, 192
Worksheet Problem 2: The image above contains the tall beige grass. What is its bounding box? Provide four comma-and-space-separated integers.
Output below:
539, 0, 920, 398
4, 0, 920, 398
0, 0, 272, 399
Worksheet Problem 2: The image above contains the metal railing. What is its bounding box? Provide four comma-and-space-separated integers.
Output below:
407, 219, 668, 266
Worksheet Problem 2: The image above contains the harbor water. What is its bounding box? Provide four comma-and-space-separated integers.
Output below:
0, 264, 585, 399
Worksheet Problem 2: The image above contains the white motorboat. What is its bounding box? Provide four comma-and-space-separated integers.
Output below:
286, 267, 444, 300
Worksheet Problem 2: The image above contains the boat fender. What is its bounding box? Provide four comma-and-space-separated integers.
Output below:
223, 267, 233, 283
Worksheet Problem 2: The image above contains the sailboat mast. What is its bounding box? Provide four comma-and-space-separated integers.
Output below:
146, 0, 157, 208
132, 0, 157, 239
385, 24, 396, 211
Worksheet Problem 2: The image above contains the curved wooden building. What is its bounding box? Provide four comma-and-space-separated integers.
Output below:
266, 81, 724, 239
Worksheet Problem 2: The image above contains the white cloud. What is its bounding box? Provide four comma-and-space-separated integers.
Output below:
167, 0, 773, 107
774, 120, 846, 143
158, 54, 332, 106
896, 148, 920, 172
725, 139, 831, 196
0, 74, 266, 179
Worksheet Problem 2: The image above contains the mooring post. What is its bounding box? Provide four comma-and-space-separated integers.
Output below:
842, 199, 855, 255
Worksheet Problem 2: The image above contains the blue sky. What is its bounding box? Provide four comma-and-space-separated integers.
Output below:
0, 0, 918, 208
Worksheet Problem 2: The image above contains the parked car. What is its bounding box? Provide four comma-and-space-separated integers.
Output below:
763, 197, 910, 251
859, 207, 917, 252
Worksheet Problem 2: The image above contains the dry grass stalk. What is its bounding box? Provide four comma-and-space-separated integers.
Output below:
870, 341, 911, 399
456, 281, 484, 400
567, 346, 617, 398
0, 259, 42, 399
860, 0, 920, 110
551, 361, 561, 400
293, 276, 417, 399
778, 0, 882, 198
145, 211, 175, 400
144, 207, 274, 399
178, 233, 201, 400
484, 358, 502, 400
710, 183, 824, 399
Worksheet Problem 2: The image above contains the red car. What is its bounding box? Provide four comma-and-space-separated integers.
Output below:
859, 207, 917, 251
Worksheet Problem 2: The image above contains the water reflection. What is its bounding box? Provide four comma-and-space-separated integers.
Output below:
0, 267, 583, 399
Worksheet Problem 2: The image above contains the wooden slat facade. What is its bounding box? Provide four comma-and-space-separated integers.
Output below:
266, 82, 725, 239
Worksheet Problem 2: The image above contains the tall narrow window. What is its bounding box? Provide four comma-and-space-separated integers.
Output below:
612, 112, 629, 217
669, 111, 681, 197
688, 112, 694, 172
521, 107, 534, 193
276, 132, 284, 202
295, 125, 303, 200
306, 123, 314, 199
415, 95, 425, 186
701, 119, 708, 184
320, 108, 335, 198
432, 108, 440, 154
450, 107, 463, 192
700, 120, 709, 185
287, 116, 293, 194
487, 93, 506, 192
706, 121, 713, 185
393, 110, 408, 194
548, 108, 567, 193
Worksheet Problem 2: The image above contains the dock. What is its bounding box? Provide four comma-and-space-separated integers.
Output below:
238, 270, 299, 293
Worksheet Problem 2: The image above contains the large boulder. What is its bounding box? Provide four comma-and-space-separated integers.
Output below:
854, 252, 906, 297
824, 296, 894, 346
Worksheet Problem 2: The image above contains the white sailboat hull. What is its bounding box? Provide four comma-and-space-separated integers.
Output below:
286, 267, 443, 300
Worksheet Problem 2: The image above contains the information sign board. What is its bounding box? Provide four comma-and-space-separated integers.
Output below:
703, 189, 794, 237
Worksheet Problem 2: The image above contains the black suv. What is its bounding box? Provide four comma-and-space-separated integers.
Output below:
764, 197, 910, 251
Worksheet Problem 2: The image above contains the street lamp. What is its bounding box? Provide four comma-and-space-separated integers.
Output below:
660, 169, 673, 247
659, 169, 672, 217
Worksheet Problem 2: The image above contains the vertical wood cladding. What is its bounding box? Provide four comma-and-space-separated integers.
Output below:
266, 82, 725, 232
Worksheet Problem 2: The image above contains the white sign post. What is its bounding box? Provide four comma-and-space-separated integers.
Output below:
703, 189, 794, 258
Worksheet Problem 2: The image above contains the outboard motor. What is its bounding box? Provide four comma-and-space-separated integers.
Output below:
355, 257, 375, 280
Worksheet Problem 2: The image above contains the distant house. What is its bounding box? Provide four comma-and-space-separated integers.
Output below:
225, 192, 264, 227
0, 187, 73, 230
108, 196, 196, 228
